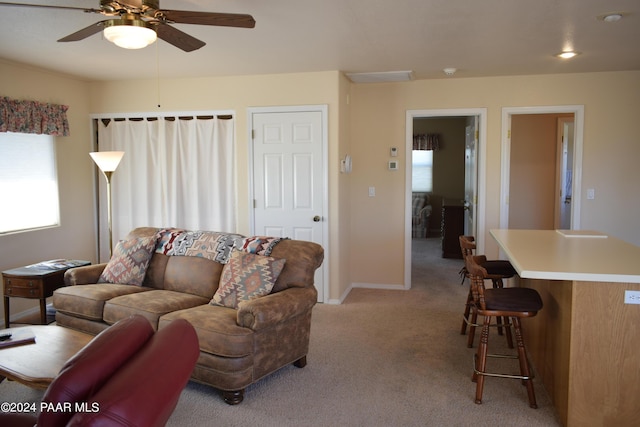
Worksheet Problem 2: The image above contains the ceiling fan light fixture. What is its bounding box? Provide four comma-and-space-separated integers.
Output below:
556, 51, 580, 59
103, 18, 157, 50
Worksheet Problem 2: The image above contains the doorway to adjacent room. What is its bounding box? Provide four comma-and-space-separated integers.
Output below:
500, 105, 584, 231
404, 109, 487, 290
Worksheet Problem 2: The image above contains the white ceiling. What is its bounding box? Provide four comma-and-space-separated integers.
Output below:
0, 0, 639, 82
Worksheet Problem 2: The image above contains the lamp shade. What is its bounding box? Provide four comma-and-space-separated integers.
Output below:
90, 151, 125, 172
103, 19, 157, 49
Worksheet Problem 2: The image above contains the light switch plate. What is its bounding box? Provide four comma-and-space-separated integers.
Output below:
388, 160, 398, 170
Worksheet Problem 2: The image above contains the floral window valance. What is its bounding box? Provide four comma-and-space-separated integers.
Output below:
0, 96, 70, 136
413, 133, 440, 151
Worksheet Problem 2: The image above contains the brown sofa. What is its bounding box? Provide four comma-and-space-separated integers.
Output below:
53, 227, 324, 404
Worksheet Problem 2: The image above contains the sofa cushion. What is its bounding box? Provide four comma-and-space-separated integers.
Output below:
103, 290, 209, 330
99, 237, 157, 286
53, 284, 151, 321
163, 255, 224, 299
211, 251, 286, 309
159, 305, 254, 358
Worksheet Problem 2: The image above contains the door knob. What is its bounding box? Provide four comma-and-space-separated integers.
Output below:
313, 215, 321, 222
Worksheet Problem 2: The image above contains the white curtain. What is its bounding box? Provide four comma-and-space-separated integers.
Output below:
96, 115, 235, 261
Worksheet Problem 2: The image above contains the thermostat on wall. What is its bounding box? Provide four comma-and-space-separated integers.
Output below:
388, 160, 399, 171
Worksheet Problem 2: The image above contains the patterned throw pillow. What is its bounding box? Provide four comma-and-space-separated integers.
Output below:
211, 250, 286, 309
98, 237, 157, 286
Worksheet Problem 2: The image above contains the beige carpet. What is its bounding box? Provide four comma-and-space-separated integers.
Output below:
0, 238, 562, 426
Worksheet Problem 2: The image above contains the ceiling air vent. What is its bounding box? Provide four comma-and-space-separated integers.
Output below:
345, 71, 414, 83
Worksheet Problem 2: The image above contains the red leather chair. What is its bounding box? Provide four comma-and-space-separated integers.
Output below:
2, 315, 199, 427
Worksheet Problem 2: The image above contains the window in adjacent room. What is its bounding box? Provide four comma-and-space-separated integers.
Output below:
412, 150, 433, 192
0, 132, 60, 234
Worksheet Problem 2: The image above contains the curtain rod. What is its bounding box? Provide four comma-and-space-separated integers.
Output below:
90, 110, 234, 120
99, 115, 233, 126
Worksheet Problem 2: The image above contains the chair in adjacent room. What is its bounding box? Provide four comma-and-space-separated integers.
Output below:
411, 192, 432, 238
459, 235, 517, 348
465, 255, 543, 408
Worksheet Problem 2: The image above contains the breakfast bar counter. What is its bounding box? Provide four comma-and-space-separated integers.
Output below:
490, 229, 640, 427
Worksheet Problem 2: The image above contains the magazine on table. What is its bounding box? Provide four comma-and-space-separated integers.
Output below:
25, 259, 88, 270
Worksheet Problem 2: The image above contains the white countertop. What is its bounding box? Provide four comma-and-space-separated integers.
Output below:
490, 229, 640, 283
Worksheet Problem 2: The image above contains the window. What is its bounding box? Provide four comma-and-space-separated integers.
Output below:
0, 132, 60, 234
412, 150, 433, 192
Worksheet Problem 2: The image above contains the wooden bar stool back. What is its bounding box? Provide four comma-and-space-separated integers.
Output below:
465, 255, 543, 408
459, 235, 516, 347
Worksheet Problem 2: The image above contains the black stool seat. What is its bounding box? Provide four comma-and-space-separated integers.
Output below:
482, 260, 517, 277
484, 288, 543, 313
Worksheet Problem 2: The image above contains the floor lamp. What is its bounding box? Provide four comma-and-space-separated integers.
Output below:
90, 151, 125, 258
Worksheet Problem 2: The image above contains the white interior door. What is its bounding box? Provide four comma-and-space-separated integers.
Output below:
464, 117, 478, 236
250, 108, 326, 302
555, 118, 574, 229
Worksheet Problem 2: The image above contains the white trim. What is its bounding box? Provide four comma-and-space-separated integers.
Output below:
327, 282, 405, 305
2, 305, 42, 328
500, 105, 584, 230
352, 282, 406, 290
247, 105, 329, 303
405, 108, 487, 290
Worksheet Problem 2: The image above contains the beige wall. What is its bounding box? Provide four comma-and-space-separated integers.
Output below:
348, 71, 640, 288
2, 58, 639, 307
0, 59, 95, 323
509, 114, 559, 229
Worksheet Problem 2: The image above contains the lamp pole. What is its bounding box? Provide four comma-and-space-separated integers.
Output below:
101, 170, 115, 257
90, 151, 124, 259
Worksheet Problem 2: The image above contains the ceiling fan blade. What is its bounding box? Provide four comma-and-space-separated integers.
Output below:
0, 2, 100, 13
157, 10, 255, 28
58, 21, 108, 42
156, 24, 205, 52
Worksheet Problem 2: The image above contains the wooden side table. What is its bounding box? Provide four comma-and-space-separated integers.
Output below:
2, 260, 90, 327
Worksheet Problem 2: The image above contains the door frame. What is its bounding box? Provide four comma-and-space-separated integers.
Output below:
500, 105, 584, 229
247, 105, 329, 303
555, 117, 574, 229
405, 108, 487, 289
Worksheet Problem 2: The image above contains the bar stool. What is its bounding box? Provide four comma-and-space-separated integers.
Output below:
459, 235, 517, 348
465, 255, 543, 408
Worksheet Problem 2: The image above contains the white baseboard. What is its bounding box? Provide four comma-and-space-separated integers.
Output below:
352, 282, 405, 290
1, 305, 42, 329
325, 282, 406, 305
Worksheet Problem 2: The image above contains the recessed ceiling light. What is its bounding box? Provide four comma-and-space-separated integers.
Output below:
603, 13, 623, 22
598, 12, 626, 22
556, 51, 580, 59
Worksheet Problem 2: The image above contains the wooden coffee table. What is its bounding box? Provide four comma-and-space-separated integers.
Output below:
0, 325, 93, 389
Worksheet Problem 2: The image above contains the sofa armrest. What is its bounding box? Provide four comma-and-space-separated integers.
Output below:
64, 263, 107, 286
236, 287, 317, 331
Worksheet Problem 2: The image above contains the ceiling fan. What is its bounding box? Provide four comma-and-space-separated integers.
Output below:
0, 0, 256, 51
